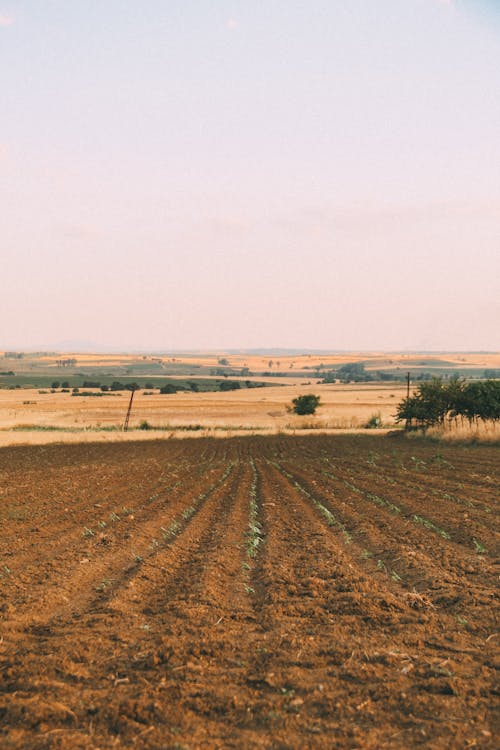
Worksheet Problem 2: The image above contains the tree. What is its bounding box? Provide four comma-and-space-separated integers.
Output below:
160, 383, 178, 394
337, 362, 374, 382
124, 383, 140, 391
291, 394, 321, 415
395, 377, 500, 430
219, 380, 241, 391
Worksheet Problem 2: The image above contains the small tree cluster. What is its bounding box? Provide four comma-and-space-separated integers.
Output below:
219, 380, 241, 391
396, 378, 500, 430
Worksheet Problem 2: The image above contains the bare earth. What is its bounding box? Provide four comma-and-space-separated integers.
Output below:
0, 435, 498, 749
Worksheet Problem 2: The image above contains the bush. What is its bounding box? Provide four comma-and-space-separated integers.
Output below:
365, 413, 382, 429
51, 381, 60, 389
139, 420, 152, 430
291, 394, 321, 415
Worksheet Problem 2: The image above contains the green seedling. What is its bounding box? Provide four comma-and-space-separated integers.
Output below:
95, 578, 112, 592
473, 538, 486, 554
272, 461, 351, 543
412, 515, 451, 540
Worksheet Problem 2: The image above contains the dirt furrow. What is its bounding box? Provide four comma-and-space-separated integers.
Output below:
0, 435, 497, 750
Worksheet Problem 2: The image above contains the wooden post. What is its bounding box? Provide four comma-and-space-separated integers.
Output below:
405, 372, 411, 431
123, 389, 136, 432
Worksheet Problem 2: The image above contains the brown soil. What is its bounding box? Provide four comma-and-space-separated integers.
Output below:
0, 435, 498, 749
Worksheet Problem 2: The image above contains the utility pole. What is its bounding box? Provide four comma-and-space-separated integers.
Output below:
123, 388, 136, 432
405, 372, 411, 432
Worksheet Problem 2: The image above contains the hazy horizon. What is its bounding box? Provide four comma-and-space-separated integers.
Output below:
2, 1, 499, 351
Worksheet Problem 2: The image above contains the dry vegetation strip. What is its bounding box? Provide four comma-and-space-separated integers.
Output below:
0, 435, 498, 749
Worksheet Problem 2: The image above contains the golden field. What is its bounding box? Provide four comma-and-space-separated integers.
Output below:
1, 350, 499, 446
0, 382, 408, 446
6, 350, 500, 374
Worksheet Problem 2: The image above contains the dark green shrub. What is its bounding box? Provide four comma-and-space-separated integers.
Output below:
291, 394, 321, 415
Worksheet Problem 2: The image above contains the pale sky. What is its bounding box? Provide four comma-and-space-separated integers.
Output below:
1, 0, 499, 351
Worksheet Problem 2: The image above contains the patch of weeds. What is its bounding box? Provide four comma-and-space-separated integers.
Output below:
360, 549, 373, 560
365, 414, 382, 430
377, 559, 387, 572
456, 615, 468, 627
390, 570, 402, 582
82, 527, 94, 537
109, 511, 120, 522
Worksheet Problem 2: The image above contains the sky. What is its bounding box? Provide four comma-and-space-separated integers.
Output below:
1, 0, 499, 352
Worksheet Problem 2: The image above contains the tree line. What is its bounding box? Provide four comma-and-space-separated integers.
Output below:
396, 378, 500, 430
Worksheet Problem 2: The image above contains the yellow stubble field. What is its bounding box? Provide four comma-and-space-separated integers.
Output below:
0, 382, 408, 447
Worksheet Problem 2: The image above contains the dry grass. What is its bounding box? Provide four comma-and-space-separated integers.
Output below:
425, 421, 500, 443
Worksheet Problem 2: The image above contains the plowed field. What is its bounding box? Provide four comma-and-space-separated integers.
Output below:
0, 435, 498, 749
